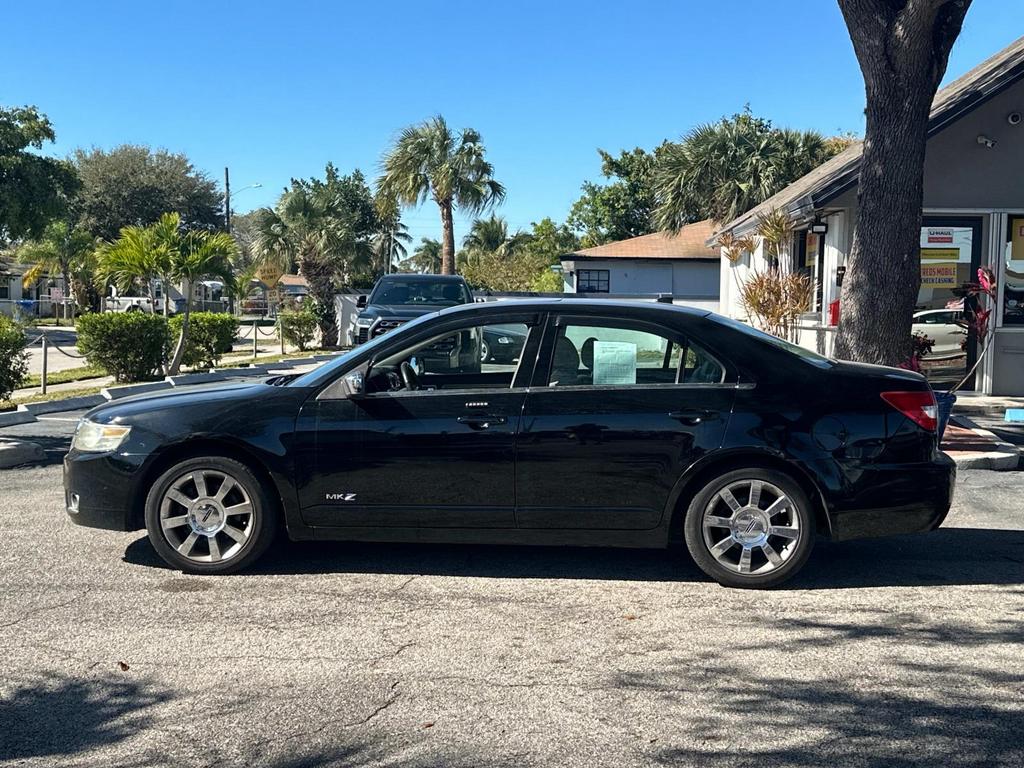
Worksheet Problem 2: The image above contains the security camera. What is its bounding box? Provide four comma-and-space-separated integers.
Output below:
977, 134, 997, 148
1009, 112, 1022, 125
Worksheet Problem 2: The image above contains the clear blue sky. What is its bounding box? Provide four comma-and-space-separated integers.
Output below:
5, 1, 1024, 246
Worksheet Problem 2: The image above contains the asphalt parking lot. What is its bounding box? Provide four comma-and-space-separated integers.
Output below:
1, 452, 1023, 766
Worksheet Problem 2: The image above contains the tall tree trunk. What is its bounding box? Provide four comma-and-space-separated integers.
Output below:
834, 0, 971, 366
299, 252, 339, 348
439, 198, 455, 275
168, 279, 191, 375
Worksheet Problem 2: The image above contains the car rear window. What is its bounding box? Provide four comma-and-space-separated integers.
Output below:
709, 315, 833, 368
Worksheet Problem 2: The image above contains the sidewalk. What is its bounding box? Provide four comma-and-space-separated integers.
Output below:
941, 416, 1021, 470
952, 391, 1024, 415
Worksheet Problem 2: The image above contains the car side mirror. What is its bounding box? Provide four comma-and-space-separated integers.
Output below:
356, 295, 367, 309
342, 371, 365, 398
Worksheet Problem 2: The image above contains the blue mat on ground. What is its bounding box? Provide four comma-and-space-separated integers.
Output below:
1006, 408, 1024, 422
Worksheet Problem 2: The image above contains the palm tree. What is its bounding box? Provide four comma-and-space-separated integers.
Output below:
165, 226, 237, 375
458, 215, 532, 269
95, 222, 170, 313
405, 237, 442, 273
15, 220, 98, 320
252, 187, 370, 346
371, 195, 411, 275
654, 109, 835, 230
378, 115, 505, 275
97, 213, 237, 374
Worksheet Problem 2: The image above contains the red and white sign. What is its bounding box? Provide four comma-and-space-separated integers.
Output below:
926, 228, 954, 244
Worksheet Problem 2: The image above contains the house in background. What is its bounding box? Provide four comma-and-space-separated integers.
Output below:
560, 220, 720, 310
712, 35, 1024, 397
278, 274, 310, 301
0, 260, 66, 318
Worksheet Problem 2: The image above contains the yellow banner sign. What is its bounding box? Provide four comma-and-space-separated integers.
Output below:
921, 247, 961, 262
921, 262, 957, 288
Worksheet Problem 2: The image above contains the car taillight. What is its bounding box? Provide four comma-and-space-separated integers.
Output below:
880, 390, 938, 432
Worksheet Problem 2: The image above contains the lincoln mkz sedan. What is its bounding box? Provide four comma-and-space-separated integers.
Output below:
64, 300, 954, 588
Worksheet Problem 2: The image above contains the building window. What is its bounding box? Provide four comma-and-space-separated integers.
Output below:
1005, 217, 1024, 326
577, 269, 609, 293
0, 278, 9, 300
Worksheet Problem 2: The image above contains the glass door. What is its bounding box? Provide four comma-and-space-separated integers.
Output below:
915, 216, 982, 389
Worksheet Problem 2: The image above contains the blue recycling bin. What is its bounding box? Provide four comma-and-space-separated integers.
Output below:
934, 391, 957, 440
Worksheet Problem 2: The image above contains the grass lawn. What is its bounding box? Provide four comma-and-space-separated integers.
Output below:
23, 364, 108, 388
1, 384, 107, 412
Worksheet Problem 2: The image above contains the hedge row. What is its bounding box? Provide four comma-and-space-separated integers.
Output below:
76, 312, 239, 382
0, 315, 29, 401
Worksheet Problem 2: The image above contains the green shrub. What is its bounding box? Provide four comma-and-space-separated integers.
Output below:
77, 312, 170, 382
279, 303, 318, 352
0, 315, 29, 400
170, 312, 239, 369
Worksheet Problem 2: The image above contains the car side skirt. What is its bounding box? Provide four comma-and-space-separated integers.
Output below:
302, 525, 668, 549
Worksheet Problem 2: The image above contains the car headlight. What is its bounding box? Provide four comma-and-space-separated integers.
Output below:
496, 336, 513, 344
72, 420, 132, 452
355, 317, 374, 328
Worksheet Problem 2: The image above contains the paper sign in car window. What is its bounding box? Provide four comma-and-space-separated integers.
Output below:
592, 341, 637, 385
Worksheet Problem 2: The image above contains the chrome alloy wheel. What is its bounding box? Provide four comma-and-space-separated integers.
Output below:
159, 469, 254, 564
701, 479, 802, 575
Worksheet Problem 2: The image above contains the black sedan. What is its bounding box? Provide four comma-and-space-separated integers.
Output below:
64, 299, 954, 588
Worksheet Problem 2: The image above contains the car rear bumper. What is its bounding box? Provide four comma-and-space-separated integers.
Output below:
63, 449, 145, 531
825, 452, 956, 541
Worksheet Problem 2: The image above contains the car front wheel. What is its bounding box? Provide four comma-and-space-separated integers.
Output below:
144, 456, 278, 575
683, 468, 815, 589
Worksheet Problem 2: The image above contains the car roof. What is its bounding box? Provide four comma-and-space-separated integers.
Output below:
377, 274, 468, 282
437, 297, 713, 320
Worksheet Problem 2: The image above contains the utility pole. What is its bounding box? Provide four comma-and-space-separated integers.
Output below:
224, 166, 232, 234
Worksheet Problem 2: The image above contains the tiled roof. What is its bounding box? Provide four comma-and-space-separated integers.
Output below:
713, 34, 1024, 241
278, 274, 309, 287
567, 220, 718, 261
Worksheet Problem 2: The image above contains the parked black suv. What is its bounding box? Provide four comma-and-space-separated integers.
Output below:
350, 274, 478, 372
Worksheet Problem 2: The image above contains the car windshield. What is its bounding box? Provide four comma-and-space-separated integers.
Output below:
368, 279, 471, 306
287, 312, 439, 388
709, 314, 834, 368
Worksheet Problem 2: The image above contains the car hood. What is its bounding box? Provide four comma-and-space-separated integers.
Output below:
85, 380, 277, 424
359, 305, 450, 321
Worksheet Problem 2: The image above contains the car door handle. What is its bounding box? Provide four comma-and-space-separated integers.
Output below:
457, 414, 507, 429
669, 409, 716, 425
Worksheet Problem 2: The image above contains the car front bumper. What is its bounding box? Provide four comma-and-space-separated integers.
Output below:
823, 451, 956, 541
63, 448, 147, 531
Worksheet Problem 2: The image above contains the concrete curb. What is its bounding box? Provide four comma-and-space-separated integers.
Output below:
23, 395, 106, 415
0, 406, 37, 428
269, 357, 316, 368
0, 439, 45, 469
102, 381, 174, 400
165, 373, 227, 387
945, 415, 1021, 471
214, 366, 269, 377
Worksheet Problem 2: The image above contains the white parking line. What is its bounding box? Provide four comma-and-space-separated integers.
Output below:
36, 417, 81, 422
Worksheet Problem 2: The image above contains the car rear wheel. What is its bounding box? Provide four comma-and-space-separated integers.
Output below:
683, 468, 815, 589
144, 456, 278, 575
480, 339, 491, 363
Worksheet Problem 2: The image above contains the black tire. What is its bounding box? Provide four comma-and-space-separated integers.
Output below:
144, 456, 279, 575
683, 468, 815, 589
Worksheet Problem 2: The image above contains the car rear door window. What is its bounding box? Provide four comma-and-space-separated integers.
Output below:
547, 323, 723, 387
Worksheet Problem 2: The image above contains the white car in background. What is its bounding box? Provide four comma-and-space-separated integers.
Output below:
912, 308, 964, 357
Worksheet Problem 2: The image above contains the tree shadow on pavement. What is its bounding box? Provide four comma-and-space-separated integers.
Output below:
619, 615, 1024, 767
0, 671, 173, 761
123, 526, 1024, 589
